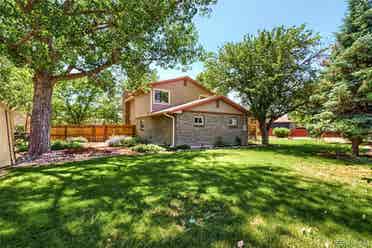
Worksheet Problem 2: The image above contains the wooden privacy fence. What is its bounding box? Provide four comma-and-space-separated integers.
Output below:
51, 124, 136, 142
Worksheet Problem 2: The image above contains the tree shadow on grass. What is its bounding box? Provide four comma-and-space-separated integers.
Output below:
245, 141, 372, 166
0, 151, 371, 248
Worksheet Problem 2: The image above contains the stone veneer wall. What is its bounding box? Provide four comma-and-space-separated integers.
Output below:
175, 112, 247, 147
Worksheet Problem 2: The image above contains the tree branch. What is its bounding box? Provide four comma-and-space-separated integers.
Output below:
13, 31, 35, 47
52, 50, 119, 82
300, 47, 328, 66
66, 9, 114, 16
16, 0, 38, 13
53, 62, 112, 82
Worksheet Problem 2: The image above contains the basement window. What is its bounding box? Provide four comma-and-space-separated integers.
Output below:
193, 116, 204, 127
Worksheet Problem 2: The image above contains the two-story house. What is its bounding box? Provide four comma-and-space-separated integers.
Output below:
123, 76, 249, 147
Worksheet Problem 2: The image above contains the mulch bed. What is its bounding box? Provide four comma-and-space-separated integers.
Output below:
13, 146, 137, 168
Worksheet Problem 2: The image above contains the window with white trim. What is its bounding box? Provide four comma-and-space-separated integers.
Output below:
228, 117, 238, 127
193, 116, 204, 127
153, 89, 170, 104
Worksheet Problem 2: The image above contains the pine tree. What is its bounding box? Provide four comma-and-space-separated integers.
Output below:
312, 0, 372, 156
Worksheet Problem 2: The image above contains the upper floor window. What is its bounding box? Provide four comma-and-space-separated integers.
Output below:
153, 89, 170, 104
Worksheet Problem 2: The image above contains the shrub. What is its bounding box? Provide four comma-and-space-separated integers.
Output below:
168, 144, 191, 151
273, 127, 290, 138
68, 141, 84, 149
106, 136, 128, 147
131, 144, 165, 153
66, 136, 88, 143
120, 136, 141, 147
175, 144, 191, 150
51, 140, 67, 150
214, 136, 225, 147
234, 136, 242, 146
106, 136, 142, 147
51, 140, 83, 150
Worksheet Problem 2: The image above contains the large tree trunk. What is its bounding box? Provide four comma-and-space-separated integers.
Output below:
29, 72, 54, 157
351, 138, 362, 157
259, 120, 269, 145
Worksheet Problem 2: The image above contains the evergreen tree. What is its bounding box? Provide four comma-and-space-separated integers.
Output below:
298, 0, 372, 156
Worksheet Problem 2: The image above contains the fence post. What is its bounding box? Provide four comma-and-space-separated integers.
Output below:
64, 126, 68, 140
92, 125, 96, 142
104, 125, 108, 141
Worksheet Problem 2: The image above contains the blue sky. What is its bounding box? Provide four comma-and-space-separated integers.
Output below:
158, 0, 348, 80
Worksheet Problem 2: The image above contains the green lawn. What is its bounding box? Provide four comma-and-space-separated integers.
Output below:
0, 140, 371, 248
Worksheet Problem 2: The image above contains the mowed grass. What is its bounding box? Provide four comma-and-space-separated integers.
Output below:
0, 140, 371, 248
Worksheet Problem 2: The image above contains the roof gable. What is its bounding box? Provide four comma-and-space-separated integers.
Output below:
149, 95, 247, 116
126, 76, 214, 99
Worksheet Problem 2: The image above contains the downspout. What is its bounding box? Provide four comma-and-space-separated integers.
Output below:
164, 113, 175, 147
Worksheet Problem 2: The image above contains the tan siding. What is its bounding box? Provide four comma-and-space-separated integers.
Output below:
129, 101, 136, 124
134, 93, 151, 117
0, 103, 15, 167
187, 100, 243, 115
153, 79, 213, 106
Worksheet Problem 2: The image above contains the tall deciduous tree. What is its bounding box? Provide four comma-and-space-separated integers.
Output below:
0, 0, 216, 156
198, 25, 323, 145
0, 56, 33, 113
295, 0, 372, 156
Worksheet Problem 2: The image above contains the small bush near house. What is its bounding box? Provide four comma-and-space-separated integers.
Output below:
121, 136, 142, 147
214, 136, 225, 147
168, 144, 191, 151
106, 136, 142, 147
175, 144, 191, 150
234, 136, 242, 146
106, 136, 128, 147
273, 127, 290, 138
51, 140, 83, 150
66, 136, 88, 143
131, 144, 166, 153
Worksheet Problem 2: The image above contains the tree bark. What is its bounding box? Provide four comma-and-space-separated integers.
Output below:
28, 72, 54, 157
351, 138, 362, 157
259, 120, 269, 145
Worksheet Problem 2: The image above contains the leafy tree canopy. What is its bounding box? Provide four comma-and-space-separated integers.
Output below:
0, 0, 217, 155
52, 76, 122, 125
0, 56, 33, 112
0, 0, 216, 77
198, 25, 323, 144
